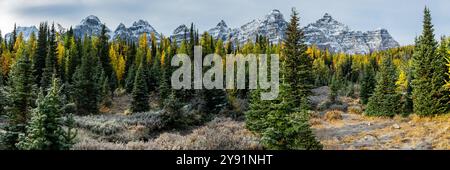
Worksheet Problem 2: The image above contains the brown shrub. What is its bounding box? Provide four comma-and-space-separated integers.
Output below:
324, 110, 343, 122
348, 106, 363, 115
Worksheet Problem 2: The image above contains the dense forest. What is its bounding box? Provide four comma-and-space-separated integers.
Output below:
0, 7, 448, 150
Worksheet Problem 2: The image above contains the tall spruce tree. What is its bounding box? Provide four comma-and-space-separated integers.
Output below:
246, 9, 322, 150
360, 64, 376, 105
33, 23, 48, 86
9, 24, 17, 51
72, 37, 101, 115
40, 24, 57, 91
16, 77, 75, 150
1, 42, 36, 149
131, 63, 150, 113
98, 24, 113, 88
366, 57, 400, 116
283, 8, 314, 110
412, 7, 449, 116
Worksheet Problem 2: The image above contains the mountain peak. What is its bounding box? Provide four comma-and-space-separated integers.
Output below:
133, 19, 150, 26
217, 20, 228, 27
81, 15, 101, 25
320, 13, 335, 23
174, 24, 188, 34
269, 9, 281, 14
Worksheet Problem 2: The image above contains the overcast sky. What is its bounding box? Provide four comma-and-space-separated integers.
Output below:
0, 0, 448, 45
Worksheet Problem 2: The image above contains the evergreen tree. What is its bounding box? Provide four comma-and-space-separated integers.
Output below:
329, 75, 340, 103
72, 37, 101, 115
412, 7, 449, 116
283, 8, 314, 110
1, 42, 36, 149
360, 65, 376, 104
246, 9, 322, 150
16, 77, 75, 150
65, 37, 79, 83
159, 65, 170, 105
366, 57, 400, 116
33, 23, 48, 86
160, 92, 184, 128
131, 63, 150, 113
402, 73, 413, 115
100, 73, 113, 108
125, 64, 136, 93
9, 24, 17, 51
40, 24, 57, 91
97, 24, 113, 87
261, 80, 322, 150
245, 89, 271, 133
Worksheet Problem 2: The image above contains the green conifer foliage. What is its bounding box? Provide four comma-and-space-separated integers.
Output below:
366, 57, 400, 116
1, 42, 36, 149
72, 37, 101, 115
17, 77, 75, 150
131, 63, 150, 113
412, 7, 449, 115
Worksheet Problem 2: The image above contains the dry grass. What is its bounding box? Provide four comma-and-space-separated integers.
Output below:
313, 111, 449, 150
348, 106, 363, 115
73, 117, 262, 150
324, 110, 344, 122
310, 87, 449, 150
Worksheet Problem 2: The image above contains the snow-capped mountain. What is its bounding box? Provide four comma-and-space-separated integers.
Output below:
228, 9, 287, 44
74, 15, 110, 39
113, 23, 131, 41
5, 26, 38, 41
170, 24, 190, 44
303, 13, 399, 54
112, 19, 160, 42
207, 20, 231, 41
206, 10, 399, 54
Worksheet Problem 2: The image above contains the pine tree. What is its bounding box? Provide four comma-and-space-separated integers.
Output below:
72, 37, 101, 115
160, 91, 184, 128
360, 65, 376, 105
125, 64, 136, 93
247, 9, 322, 150
100, 73, 113, 108
412, 7, 449, 116
402, 73, 413, 115
245, 89, 271, 133
65, 37, 78, 83
283, 8, 314, 110
261, 83, 322, 150
40, 24, 57, 91
98, 24, 113, 87
366, 57, 400, 117
1, 42, 36, 149
33, 23, 48, 86
329, 75, 340, 103
131, 63, 149, 113
16, 77, 75, 150
9, 24, 17, 51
